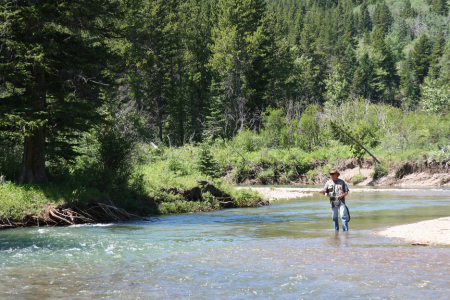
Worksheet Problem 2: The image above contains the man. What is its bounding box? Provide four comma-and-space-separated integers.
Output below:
319, 169, 349, 231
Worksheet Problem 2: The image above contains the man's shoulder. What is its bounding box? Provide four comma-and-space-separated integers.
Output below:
336, 178, 348, 185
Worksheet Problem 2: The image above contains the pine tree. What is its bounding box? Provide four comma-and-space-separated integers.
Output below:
352, 53, 376, 100
431, 0, 448, 15
372, 25, 398, 90
400, 56, 420, 108
429, 31, 446, 80
129, 0, 180, 143
372, 2, 393, 34
439, 40, 450, 85
402, 0, 417, 18
259, 11, 293, 116
209, 0, 268, 134
335, 2, 357, 57
359, 1, 372, 34
0, 0, 124, 184
342, 43, 358, 80
168, 0, 213, 144
411, 34, 432, 84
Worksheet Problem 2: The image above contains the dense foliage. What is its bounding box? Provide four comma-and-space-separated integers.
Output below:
1, 0, 450, 216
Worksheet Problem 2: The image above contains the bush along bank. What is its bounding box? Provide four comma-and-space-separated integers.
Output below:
2, 146, 450, 229
0, 179, 267, 229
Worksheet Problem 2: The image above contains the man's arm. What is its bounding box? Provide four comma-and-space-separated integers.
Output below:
338, 191, 348, 199
338, 182, 349, 199
319, 182, 328, 195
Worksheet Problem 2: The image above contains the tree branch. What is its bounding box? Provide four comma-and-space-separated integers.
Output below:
333, 122, 381, 164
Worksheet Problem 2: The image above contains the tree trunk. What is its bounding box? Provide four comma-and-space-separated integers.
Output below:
18, 64, 48, 184
18, 127, 48, 184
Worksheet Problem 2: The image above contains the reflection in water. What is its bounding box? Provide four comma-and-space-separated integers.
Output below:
1, 189, 450, 299
326, 230, 350, 247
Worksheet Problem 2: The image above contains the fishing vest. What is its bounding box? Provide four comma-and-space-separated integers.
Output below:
326, 179, 346, 206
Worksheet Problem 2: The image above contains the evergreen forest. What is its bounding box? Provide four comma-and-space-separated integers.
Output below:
1, 0, 450, 223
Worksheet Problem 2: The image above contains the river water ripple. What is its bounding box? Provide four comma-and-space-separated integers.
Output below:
1, 187, 450, 299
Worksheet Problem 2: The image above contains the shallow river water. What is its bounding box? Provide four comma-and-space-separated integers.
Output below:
1, 187, 450, 299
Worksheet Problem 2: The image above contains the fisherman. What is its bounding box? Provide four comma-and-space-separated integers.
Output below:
319, 169, 350, 231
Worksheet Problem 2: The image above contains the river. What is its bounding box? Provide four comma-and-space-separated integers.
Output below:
1, 187, 450, 299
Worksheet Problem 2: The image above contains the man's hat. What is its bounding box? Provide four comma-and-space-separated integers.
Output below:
329, 169, 340, 176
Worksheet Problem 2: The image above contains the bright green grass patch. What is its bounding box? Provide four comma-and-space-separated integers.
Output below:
351, 174, 365, 185
0, 183, 46, 220
0, 180, 104, 222
158, 200, 219, 214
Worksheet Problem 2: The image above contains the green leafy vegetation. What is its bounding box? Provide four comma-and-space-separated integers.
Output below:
2, 0, 450, 224
351, 174, 366, 185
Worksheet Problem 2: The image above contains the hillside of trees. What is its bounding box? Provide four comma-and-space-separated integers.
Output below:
1, 0, 450, 222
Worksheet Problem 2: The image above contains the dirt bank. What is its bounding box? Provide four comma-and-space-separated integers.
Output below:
324, 158, 450, 187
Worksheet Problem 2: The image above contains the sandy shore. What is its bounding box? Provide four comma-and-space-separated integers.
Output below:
235, 186, 449, 201
374, 217, 450, 246
235, 187, 317, 200
237, 186, 450, 246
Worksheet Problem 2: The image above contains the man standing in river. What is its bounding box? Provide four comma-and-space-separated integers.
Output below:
319, 169, 349, 231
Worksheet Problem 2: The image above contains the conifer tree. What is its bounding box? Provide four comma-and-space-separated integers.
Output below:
352, 53, 376, 100
402, 0, 417, 18
372, 25, 397, 90
372, 2, 393, 34
439, 40, 450, 85
429, 31, 446, 80
209, 0, 268, 134
431, 0, 448, 15
0, 0, 124, 184
412, 34, 432, 84
342, 43, 358, 80
359, 1, 372, 34
171, 0, 213, 143
400, 56, 420, 108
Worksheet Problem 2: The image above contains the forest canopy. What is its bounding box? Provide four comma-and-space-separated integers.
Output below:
1, 0, 450, 184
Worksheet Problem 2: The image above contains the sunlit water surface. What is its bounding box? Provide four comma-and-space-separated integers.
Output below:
1, 188, 450, 299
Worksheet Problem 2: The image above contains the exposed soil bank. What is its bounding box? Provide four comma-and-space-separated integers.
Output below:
338, 158, 450, 187
237, 157, 450, 187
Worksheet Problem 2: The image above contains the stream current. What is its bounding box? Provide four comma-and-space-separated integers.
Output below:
1, 187, 450, 299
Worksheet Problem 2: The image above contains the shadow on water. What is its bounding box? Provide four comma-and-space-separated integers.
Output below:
1, 188, 450, 299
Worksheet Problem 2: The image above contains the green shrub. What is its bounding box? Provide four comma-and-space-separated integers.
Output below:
351, 173, 365, 185
168, 157, 188, 175
231, 162, 253, 183
196, 145, 222, 178
278, 174, 290, 185
257, 168, 275, 184
374, 162, 388, 179
233, 189, 262, 207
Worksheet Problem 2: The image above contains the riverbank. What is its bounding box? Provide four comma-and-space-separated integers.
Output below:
0, 181, 267, 229
2, 153, 450, 229
374, 217, 450, 246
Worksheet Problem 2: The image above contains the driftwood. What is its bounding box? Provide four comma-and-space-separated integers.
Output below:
0, 202, 140, 229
